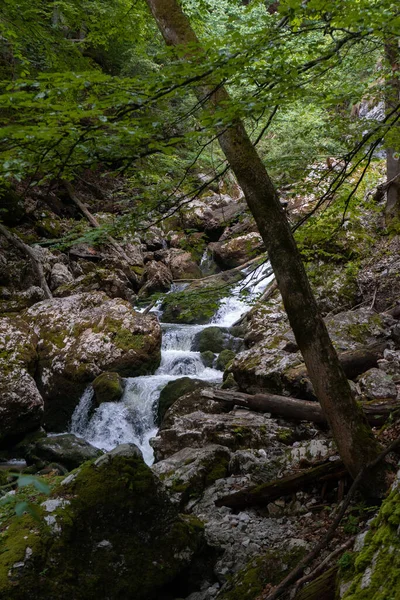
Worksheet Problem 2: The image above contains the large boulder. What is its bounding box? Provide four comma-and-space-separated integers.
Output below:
210, 233, 265, 270
157, 378, 211, 425
0, 445, 207, 600
26, 292, 161, 431
139, 260, 173, 297
0, 316, 43, 446
92, 371, 124, 405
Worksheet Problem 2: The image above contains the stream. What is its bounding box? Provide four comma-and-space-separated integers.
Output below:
70, 260, 274, 465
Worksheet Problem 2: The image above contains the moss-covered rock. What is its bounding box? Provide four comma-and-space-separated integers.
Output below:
92, 371, 124, 405
0, 445, 207, 600
338, 476, 400, 599
26, 292, 161, 431
201, 350, 215, 368
193, 326, 225, 353
157, 377, 211, 425
216, 349, 236, 371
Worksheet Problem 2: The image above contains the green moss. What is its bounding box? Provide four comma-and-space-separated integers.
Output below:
216, 349, 235, 371
92, 371, 123, 404
340, 488, 400, 599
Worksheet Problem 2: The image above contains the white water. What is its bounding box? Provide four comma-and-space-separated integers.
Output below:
71, 258, 274, 465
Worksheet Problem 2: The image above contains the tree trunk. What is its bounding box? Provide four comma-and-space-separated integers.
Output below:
145, 0, 385, 493
385, 39, 400, 223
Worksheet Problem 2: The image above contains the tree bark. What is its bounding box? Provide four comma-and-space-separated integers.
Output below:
145, 0, 385, 493
385, 39, 400, 223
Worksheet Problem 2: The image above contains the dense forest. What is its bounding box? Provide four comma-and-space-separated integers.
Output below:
0, 1, 400, 599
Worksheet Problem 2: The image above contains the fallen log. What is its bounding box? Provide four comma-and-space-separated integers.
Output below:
215, 459, 347, 509
202, 388, 400, 427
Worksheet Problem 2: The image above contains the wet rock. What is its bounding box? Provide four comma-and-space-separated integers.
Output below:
357, 368, 398, 400
0, 446, 207, 600
193, 327, 225, 353
26, 433, 102, 470
158, 378, 212, 425
26, 292, 161, 431
152, 445, 231, 505
210, 233, 265, 270
0, 316, 43, 446
92, 371, 124, 405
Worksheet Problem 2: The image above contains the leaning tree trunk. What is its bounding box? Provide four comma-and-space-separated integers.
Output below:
384, 39, 400, 223
145, 0, 385, 494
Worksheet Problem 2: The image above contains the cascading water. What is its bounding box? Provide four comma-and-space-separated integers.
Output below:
71, 259, 274, 465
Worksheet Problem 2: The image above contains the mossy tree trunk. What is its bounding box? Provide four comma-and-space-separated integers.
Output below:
384, 39, 400, 223
145, 0, 386, 494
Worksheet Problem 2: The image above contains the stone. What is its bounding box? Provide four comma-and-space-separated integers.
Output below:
201, 351, 215, 368
157, 378, 211, 426
0, 316, 43, 446
0, 447, 207, 599
209, 233, 265, 270
139, 260, 173, 297
26, 292, 161, 431
193, 327, 225, 353
26, 433, 102, 470
92, 371, 124, 405
165, 248, 202, 280
152, 445, 231, 505
357, 368, 398, 400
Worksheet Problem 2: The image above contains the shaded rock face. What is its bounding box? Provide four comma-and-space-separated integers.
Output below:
0, 317, 43, 447
26, 292, 161, 431
210, 233, 265, 270
26, 433, 102, 471
357, 368, 398, 401
0, 447, 207, 600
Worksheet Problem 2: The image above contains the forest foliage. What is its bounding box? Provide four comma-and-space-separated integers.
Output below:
0, 0, 399, 235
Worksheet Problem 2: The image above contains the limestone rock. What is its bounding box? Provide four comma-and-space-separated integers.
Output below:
165, 248, 202, 280
157, 378, 211, 425
0, 446, 206, 600
26, 292, 161, 431
0, 316, 43, 446
357, 368, 398, 400
153, 445, 231, 505
210, 233, 265, 270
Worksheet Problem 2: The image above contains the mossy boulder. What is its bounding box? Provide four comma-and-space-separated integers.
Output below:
201, 350, 215, 368
216, 349, 236, 371
26, 292, 161, 431
157, 377, 211, 425
25, 433, 102, 471
92, 371, 124, 405
338, 476, 400, 599
0, 316, 43, 447
193, 326, 225, 353
0, 444, 207, 600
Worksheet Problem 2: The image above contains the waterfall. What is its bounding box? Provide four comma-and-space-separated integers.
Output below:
71, 259, 273, 465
